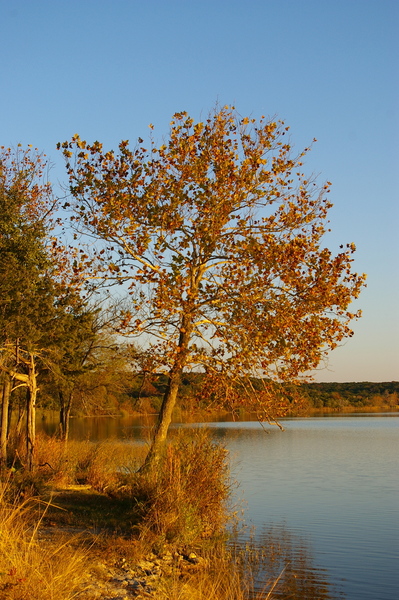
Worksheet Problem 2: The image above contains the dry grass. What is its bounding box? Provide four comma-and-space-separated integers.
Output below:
113, 429, 231, 547
9, 433, 147, 491
80, 439, 146, 491
154, 542, 284, 600
1, 431, 286, 600
0, 479, 89, 600
4, 430, 232, 545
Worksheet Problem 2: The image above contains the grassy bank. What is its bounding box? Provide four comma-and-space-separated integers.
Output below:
1, 431, 280, 600
0, 478, 88, 600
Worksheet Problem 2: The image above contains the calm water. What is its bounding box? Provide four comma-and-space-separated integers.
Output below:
40, 413, 399, 600
204, 416, 399, 600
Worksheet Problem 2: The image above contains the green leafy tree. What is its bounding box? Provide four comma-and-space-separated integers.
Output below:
60, 107, 366, 468
48, 304, 124, 439
0, 145, 57, 468
0, 146, 82, 469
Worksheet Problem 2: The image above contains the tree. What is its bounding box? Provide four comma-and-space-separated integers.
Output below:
48, 304, 123, 440
0, 145, 83, 469
44, 304, 98, 440
0, 145, 57, 469
60, 107, 366, 468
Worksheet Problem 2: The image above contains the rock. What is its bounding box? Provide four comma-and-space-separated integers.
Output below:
136, 559, 155, 572
74, 548, 209, 599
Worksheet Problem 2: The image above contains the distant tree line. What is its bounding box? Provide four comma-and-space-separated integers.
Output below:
299, 381, 399, 410
20, 373, 399, 420
124, 375, 399, 413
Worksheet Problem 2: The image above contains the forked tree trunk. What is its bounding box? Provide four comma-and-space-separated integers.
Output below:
1, 351, 38, 470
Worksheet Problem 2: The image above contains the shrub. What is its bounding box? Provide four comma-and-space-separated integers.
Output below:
114, 428, 231, 547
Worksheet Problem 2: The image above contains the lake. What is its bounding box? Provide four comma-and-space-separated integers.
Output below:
40, 413, 399, 599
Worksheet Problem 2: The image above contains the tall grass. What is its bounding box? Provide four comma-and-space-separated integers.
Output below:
150, 540, 284, 600
0, 480, 88, 600
9, 432, 146, 490
111, 429, 231, 547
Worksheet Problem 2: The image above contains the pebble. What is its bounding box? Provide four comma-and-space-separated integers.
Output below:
76, 549, 205, 599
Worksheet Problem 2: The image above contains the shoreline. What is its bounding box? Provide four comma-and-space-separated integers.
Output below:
39, 405, 399, 423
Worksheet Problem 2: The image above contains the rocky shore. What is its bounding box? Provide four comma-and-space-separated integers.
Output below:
77, 550, 206, 599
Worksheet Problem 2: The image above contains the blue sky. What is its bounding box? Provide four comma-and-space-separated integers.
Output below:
1, 0, 398, 382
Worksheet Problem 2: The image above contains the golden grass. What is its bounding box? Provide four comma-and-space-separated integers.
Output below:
113, 429, 231, 547
9, 433, 147, 490
154, 542, 284, 600
0, 480, 89, 600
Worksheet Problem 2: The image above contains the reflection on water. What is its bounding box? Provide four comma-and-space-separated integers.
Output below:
232, 524, 344, 599
220, 417, 399, 600
39, 413, 157, 442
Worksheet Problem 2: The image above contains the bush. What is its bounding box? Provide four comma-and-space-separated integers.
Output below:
114, 428, 231, 547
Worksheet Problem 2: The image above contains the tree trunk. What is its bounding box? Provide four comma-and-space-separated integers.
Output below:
141, 368, 182, 471
0, 375, 11, 469
26, 388, 36, 471
15, 399, 25, 439
141, 316, 193, 472
26, 354, 38, 471
7, 392, 13, 439
59, 389, 73, 441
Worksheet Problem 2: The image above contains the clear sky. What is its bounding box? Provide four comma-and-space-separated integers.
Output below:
1, 0, 398, 382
